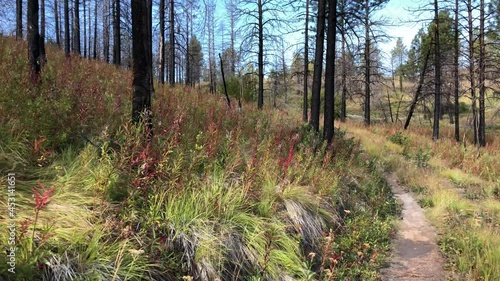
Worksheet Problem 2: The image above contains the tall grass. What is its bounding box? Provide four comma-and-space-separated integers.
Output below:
0, 37, 398, 280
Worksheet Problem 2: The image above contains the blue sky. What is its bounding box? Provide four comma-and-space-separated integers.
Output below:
375, 0, 433, 58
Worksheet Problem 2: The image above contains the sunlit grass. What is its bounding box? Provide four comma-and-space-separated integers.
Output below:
340, 118, 500, 281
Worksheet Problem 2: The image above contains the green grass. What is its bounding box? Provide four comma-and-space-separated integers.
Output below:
0, 37, 399, 280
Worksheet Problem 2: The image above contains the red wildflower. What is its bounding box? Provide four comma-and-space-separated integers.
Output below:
33, 182, 57, 211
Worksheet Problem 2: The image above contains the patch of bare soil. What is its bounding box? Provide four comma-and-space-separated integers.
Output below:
380, 173, 448, 281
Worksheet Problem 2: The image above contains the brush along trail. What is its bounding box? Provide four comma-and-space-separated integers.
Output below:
380, 173, 447, 281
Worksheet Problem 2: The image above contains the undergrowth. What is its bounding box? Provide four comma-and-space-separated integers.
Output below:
0, 37, 398, 280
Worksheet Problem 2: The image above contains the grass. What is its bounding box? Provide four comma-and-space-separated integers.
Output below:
0, 36, 399, 280
340, 119, 500, 281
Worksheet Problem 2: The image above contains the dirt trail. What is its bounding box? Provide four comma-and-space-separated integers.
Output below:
380, 173, 447, 281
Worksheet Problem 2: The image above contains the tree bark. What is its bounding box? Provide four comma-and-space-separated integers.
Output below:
103, 0, 110, 63
468, 0, 478, 144
310, 0, 326, 132
364, 0, 371, 126
113, 0, 121, 65
41, 0, 45, 40
432, 0, 441, 140
169, 0, 175, 86
131, 0, 153, 134
159, 0, 165, 84
28, 0, 41, 83
479, 0, 486, 146
17, 0, 23, 39
185, 11, 190, 86
324, 0, 337, 144
39, 0, 46, 64
303, 0, 310, 122
55, 0, 60, 47
83, 0, 87, 57
340, 1, 347, 122
93, 0, 98, 59
454, 0, 460, 141
73, 0, 81, 55
257, 0, 264, 109
64, 0, 70, 55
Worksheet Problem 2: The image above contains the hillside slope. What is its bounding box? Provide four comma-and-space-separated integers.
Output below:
0, 37, 399, 281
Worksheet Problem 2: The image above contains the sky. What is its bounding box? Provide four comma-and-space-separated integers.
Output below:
0, 0, 438, 70
374, 0, 433, 59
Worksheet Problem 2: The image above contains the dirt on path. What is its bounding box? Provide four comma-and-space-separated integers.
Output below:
380, 173, 448, 281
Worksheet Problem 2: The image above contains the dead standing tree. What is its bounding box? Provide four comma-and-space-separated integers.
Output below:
131, 0, 153, 134
28, 0, 41, 83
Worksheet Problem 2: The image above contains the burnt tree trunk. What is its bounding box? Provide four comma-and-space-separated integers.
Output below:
83, 0, 86, 57
17, 0, 23, 39
364, 0, 371, 126
159, 0, 165, 84
55, 0, 60, 46
257, 0, 264, 109
310, 0, 326, 132
468, 0, 478, 144
323, 0, 337, 144
131, 0, 153, 133
28, 0, 41, 83
478, 0, 486, 146
303, 0, 310, 122
113, 0, 121, 65
340, 1, 347, 122
454, 0, 460, 141
93, 0, 97, 59
103, 0, 110, 63
169, 0, 175, 86
432, 0, 441, 140
64, 0, 70, 55
73, 0, 81, 55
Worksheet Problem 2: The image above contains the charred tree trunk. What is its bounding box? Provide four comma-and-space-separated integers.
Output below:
73, 0, 81, 55
340, 1, 347, 122
28, 0, 41, 83
323, 0, 337, 144
83, 0, 86, 57
454, 0, 460, 141
185, 14, 190, 86
39, 0, 47, 65
432, 0, 441, 140
55, 0, 60, 47
93, 0, 97, 59
310, 0, 326, 132
17, 0, 23, 39
169, 0, 175, 86
468, 0, 478, 144
257, 0, 264, 109
159, 0, 165, 84
131, 0, 153, 134
303, 0, 310, 122
64, 0, 70, 55
103, 0, 110, 63
364, 0, 371, 126
479, 0, 486, 146
113, 0, 121, 65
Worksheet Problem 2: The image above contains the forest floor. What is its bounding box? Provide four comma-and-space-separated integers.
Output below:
380, 173, 447, 281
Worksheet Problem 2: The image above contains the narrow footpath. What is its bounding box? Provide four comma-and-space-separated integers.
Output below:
380, 173, 448, 281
